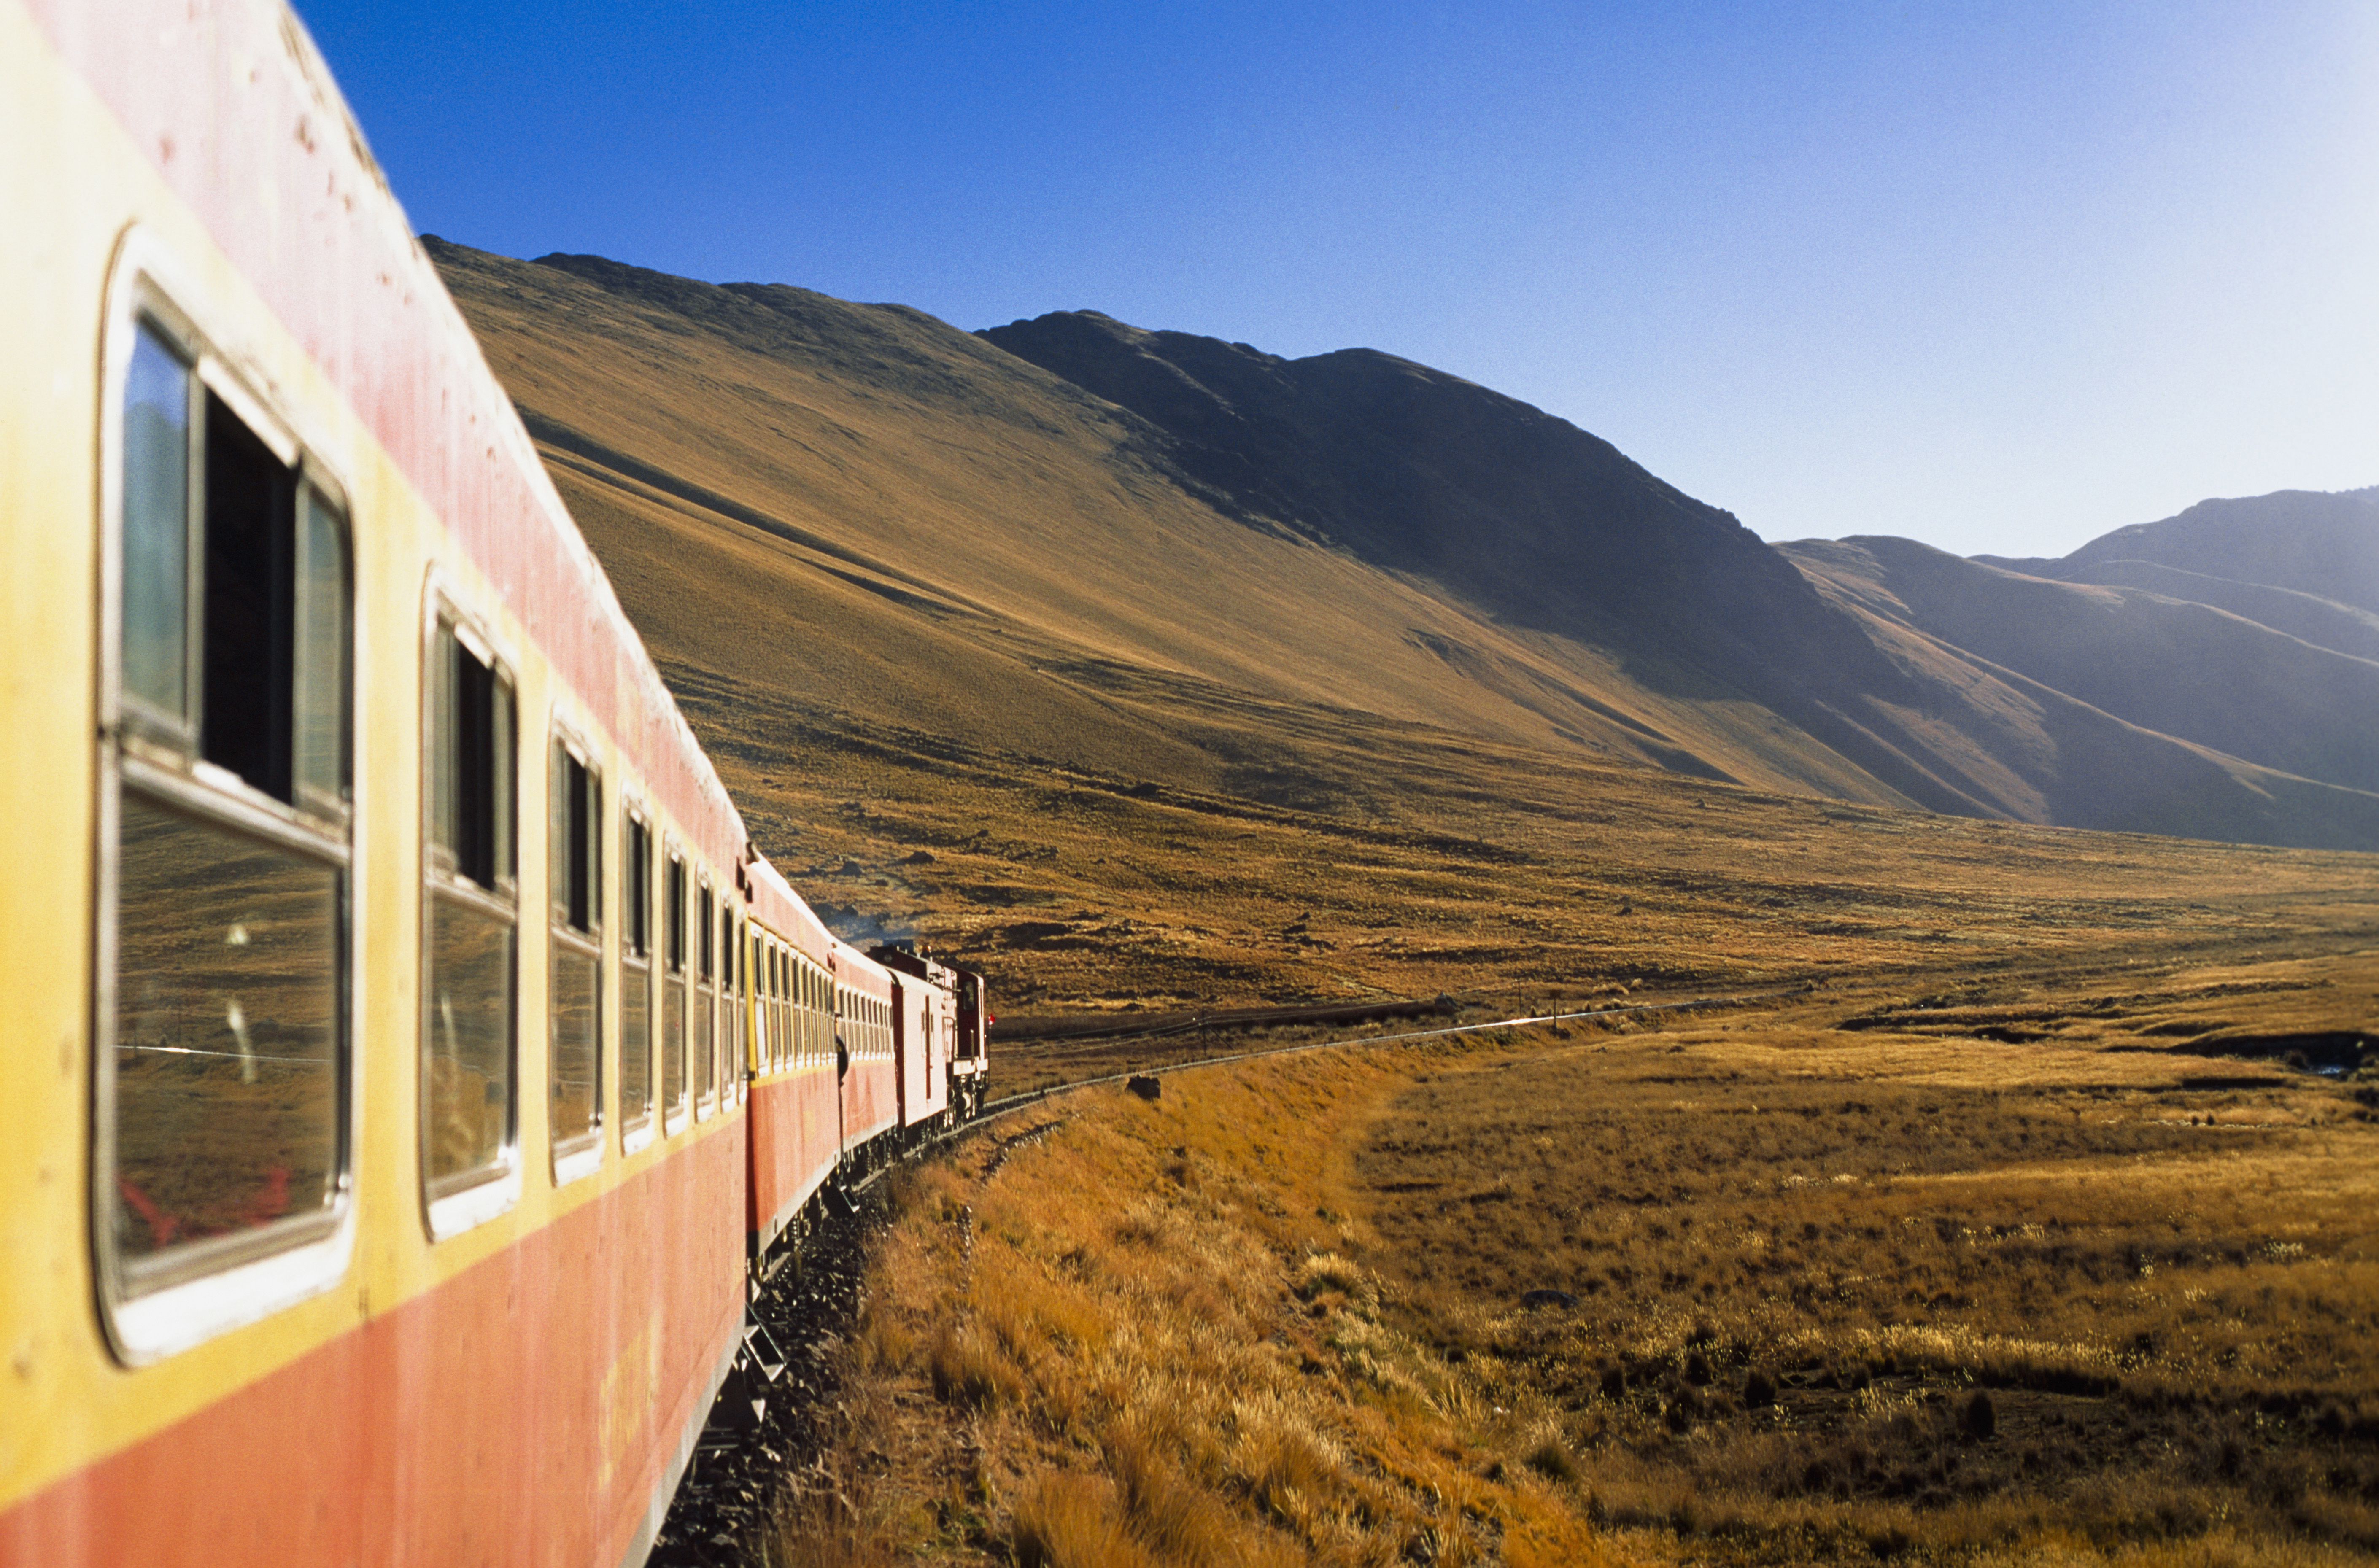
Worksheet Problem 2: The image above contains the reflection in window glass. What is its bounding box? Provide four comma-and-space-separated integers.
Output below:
424, 894, 513, 1182
662, 856, 686, 1117
104, 316, 351, 1305
121, 324, 191, 723
662, 969, 686, 1117
113, 796, 341, 1268
292, 491, 350, 815
551, 946, 599, 1146
695, 985, 715, 1105
423, 621, 515, 1196
727, 914, 743, 1090
549, 743, 601, 1154
620, 816, 651, 1129
620, 954, 651, 1127
695, 884, 715, 1105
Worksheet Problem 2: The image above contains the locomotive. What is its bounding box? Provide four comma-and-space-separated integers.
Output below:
0, 0, 986, 1561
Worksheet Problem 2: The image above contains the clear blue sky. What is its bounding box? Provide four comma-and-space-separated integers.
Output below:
298, 0, 2377, 559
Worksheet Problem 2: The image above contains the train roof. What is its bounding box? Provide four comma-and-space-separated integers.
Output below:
828, 937, 893, 1001
23, 0, 749, 875
746, 854, 834, 966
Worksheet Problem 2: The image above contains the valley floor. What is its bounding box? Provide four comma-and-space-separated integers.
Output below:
752, 938, 2379, 1568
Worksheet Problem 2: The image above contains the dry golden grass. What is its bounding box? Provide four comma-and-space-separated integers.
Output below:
765, 1038, 1606, 1567
759, 940, 2379, 1567
1354, 953, 2379, 1563
658, 652, 2379, 1036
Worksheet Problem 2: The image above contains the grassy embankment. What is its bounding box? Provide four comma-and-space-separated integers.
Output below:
757, 940, 2379, 1567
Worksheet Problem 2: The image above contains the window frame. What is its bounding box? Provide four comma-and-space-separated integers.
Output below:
418, 586, 522, 1240
547, 721, 605, 1185
90, 237, 361, 1364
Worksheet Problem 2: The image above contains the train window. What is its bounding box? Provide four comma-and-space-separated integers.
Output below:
726, 913, 741, 1093
758, 944, 771, 1071
729, 911, 745, 1099
725, 914, 740, 1092
549, 736, 602, 1175
662, 854, 687, 1127
98, 303, 354, 1354
422, 612, 518, 1226
620, 814, 653, 1141
734, 921, 750, 1083
694, 882, 716, 1113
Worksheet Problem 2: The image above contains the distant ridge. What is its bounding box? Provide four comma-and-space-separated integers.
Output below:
1979, 487, 2379, 617
426, 241, 2379, 852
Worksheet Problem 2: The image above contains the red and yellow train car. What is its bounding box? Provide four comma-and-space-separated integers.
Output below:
831, 941, 901, 1166
0, 0, 868, 1560
742, 856, 842, 1259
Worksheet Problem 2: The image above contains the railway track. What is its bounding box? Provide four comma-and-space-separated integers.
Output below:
958, 984, 1799, 1129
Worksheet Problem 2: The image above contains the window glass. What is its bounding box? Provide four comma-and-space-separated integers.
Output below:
549, 741, 601, 1155
121, 323, 191, 724
291, 490, 350, 815
113, 796, 340, 1268
694, 883, 716, 1105
619, 816, 652, 1129
662, 856, 687, 1118
423, 888, 512, 1180
104, 323, 351, 1302
729, 913, 744, 1087
423, 621, 516, 1196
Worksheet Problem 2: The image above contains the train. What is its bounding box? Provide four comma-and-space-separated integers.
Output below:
0, 0, 991, 1562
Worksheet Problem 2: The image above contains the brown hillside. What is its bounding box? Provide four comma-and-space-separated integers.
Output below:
431, 241, 1914, 805
983, 307, 2379, 849
429, 241, 2379, 854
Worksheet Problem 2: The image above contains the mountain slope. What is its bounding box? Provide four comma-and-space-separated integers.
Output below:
2031, 558, 2379, 665
426, 242, 2379, 852
1981, 488, 2379, 615
430, 243, 1919, 804
982, 310, 2379, 847
1779, 536, 2379, 796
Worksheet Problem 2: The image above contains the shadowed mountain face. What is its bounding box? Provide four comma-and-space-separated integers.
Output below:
977, 313, 1863, 687
1783, 538, 2379, 813
1982, 489, 2379, 619
426, 242, 2379, 852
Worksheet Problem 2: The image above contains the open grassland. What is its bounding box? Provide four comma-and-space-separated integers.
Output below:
757, 939, 2379, 1567
663, 658, 2378, 1037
